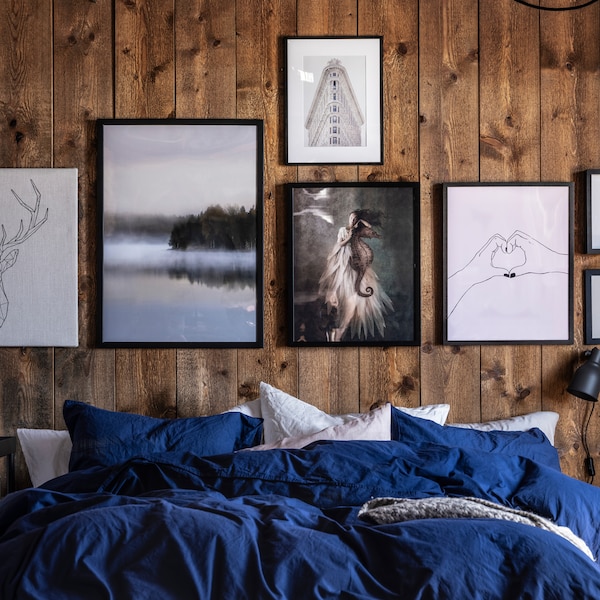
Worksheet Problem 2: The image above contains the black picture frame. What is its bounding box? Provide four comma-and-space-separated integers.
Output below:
287, 182, 420, 346
585, 269, 600, 345
443, 182, 574, 345
586, 169, 600, 254
97, 118, 264, 348
285, 36, 383, 165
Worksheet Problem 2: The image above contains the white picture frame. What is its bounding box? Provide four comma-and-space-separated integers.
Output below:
285, 36, 383, 165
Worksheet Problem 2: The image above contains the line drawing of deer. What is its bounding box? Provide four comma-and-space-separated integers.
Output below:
0, 179, 49, 328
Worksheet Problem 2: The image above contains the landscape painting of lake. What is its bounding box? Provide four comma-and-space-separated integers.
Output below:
98, 119, 264, 347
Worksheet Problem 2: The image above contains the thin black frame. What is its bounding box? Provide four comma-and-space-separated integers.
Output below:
97, 118, 264, 348
586, 169, 600, 253
285, 36, 383, 165
287, 182, 420, 346
443, 182, 574, 345
585, 269, 600, 344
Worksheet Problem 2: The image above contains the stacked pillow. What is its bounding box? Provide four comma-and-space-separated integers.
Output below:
16, 382, 559, 486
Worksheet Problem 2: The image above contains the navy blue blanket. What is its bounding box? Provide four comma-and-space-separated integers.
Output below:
1, 439, 600, 599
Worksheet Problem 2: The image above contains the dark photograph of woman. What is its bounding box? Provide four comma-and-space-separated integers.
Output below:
288, 183, 420, 346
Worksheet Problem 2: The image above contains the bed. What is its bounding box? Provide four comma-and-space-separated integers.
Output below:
1, 383, 599, 599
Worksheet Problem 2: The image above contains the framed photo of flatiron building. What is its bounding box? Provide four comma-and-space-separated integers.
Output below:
285, 37, 383, 165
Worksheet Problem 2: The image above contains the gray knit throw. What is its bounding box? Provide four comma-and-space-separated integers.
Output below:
358, 496, 594, 560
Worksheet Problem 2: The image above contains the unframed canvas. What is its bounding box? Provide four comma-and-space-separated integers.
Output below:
0, 168, 78, 347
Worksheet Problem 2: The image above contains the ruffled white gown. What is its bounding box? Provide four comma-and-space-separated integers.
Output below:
318, 226, 393, 341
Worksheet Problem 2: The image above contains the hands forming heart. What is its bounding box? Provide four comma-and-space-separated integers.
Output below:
490, 233, 526, 276
447, 230, 569, 318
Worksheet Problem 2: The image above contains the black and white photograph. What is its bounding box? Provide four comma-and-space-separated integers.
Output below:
444, 182, 573, 345
97, 119, 264, 347
288, 182, 419, 346
285, 37, 382, 164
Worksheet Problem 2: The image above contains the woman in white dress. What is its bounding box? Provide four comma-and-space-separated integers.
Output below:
318, 209, 393, 341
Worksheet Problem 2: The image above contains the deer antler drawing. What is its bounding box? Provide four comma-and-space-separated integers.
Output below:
0, 179, 49, 327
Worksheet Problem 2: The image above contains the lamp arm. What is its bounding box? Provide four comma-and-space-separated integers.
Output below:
514, 0, 598, 9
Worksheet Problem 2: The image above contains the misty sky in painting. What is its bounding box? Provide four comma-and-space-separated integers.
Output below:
102, 123, 258, 217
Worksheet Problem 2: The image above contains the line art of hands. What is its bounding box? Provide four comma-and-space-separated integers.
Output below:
447, 230, 568, 317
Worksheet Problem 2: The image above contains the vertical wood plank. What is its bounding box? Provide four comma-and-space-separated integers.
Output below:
479, 0, 542, 422
114, 0, 177, 416
174, 0, 238, 416
235, 0, 300, 403
540, 6, 600, 479
53, 0, 116, 416
356, 0, 420, 411
115, 0, 175, 118
418, 0, 481, 423
292, 0, 359, 414
0, 0, 54, 488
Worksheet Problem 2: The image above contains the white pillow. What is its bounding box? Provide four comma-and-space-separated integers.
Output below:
396, 403, 450, 425
225, 397, 262, 418
450, 411, 559, 446
16, 428, 72, 487
247, 404, 391, 451
259, 382, 450, 444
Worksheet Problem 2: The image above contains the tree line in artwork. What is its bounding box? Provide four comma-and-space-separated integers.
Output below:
168, 205, 257, 251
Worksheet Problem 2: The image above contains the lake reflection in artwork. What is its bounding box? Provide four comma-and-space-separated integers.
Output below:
103, 239, 257, 343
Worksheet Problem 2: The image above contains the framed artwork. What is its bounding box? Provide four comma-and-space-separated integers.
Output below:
285, 36, 383, 165
97, 119, 264, 347
287, 182, 420, 346
0, 168, 78, 347
443, 182, 573, 345
585, 269, 600, 345
586, 169, 600, 253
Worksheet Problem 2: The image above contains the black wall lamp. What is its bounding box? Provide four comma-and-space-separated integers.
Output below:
567, 347, 600, 479
515, 0, 598, 9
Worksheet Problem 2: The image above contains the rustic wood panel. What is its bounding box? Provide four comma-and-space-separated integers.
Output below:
53, 0, 116, 419
293, 0, 361, 414
235, 0, 300, 401
0, 0, 54, 489
479, 0, 542, 423
2, 0, 600, 485
174, 0, 239, 415
540, 6, 600, 480
113, 0, 177, 416
418, 0, 481, 424
356, 0, 421, 412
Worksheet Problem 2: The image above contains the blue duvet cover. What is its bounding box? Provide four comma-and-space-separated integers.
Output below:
1, 439, 600, 599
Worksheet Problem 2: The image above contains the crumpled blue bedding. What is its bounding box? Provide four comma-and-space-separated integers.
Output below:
1, 439, 600, 599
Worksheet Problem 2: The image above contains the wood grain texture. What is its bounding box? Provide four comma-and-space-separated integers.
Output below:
1, 0, 600, 485
539, 6, 600, 480
418, 0, 481, 424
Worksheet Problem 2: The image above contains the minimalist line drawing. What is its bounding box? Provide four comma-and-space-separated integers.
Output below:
443, 182, 573, 345
0, 179, 48, 328
448, 229, 568, 318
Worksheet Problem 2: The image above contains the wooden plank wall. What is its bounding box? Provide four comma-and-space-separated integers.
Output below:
0, 0, 599, 488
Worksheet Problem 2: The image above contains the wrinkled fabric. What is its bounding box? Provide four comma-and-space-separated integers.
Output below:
1, 439, 600, 599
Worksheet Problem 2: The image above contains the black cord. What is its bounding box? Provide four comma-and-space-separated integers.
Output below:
583, 402, 596, 482
514, 0, 599, 9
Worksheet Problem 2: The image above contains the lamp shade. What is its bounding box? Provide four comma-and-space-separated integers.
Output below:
567, 347, 600, 402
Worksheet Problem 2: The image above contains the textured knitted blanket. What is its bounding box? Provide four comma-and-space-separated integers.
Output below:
358, 496, 594, 560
